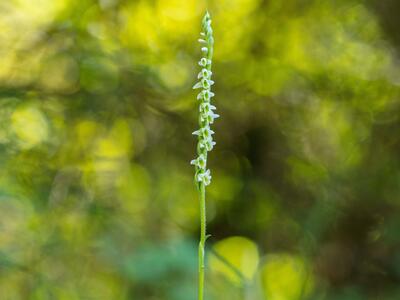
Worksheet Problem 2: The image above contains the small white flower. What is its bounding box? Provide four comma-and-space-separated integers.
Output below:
199, 138, 216, 151
201, 78, 211, 89
198, 69, 212, 79
190, 154, 207, 169
197, 90, 215, 101
194, 127, 214, 138
198, 38, 206, 43
201, 47, 208, 53
203, 90, 214, 101
202, 126, 214, 138
204, 139, 216, 151
197, 169, 211, 185
199, 58, 208, 67
205, 111, 220, 124
200, 110, 219, 124
200, 103, 216, 113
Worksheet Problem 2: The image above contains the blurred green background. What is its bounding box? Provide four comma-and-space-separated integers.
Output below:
1, 0, 400, 299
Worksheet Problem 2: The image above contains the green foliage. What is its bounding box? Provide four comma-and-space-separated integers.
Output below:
0, 0, 400, 299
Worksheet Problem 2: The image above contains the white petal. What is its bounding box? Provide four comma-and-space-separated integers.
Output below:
192, 82, 202, 89
199, 58, 208, 67
196, 173, 203, 182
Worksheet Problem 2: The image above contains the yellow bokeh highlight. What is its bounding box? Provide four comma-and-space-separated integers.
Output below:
117, 164, 151, 214
261, 254, 314, 300
120, 0, 203, 53
213, 0, 261, 60
11, 105, 49, 148
13, 0, 69, 25
156, 0, 203, 35
94, 118, 132, 159
158, 59, 191, 89
216, 0, 261, 15
75, 120, 101, 150
302, 101, 365, 170
209, 236, 259, 285
39, 55, 79, 93
119, 2, 161, 51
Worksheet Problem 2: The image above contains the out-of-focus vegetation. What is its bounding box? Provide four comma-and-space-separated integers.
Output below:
1, 0, 400, 299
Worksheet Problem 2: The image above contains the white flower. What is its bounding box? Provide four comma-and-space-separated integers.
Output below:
198, 69, 212, 79
195, 78, 214, 90
199, 58, 208, 67
197, 169, 211, 185
190, 154, 207, 169
201, 78, 211, 89
204, 111, 220, 124
200, 103, 216, 113
193, 126, 213, 138
198, 137, 216, 152
203, 90, 214, 101
197, 90, 214, 101
204, 139, 216, 151
193, 127, 214, 139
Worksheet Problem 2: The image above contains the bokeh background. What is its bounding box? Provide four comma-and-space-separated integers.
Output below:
1, 0, 400, 299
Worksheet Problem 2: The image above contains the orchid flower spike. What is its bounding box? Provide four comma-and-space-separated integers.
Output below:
191, 11, 217, 187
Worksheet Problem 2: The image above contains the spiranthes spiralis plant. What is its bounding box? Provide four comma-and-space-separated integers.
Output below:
191, 11, 218, 300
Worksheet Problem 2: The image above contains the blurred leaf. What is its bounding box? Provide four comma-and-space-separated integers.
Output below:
209, 236, 259, 285
261, 254, 314, 300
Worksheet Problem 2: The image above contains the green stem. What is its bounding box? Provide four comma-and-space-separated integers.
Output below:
198, 182, 206, 300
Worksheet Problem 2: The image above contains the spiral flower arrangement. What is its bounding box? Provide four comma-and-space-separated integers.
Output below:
191, 11, 218, 187
191, 11, 217, 300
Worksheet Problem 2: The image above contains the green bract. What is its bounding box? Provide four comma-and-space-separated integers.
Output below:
191, 11, 218, 187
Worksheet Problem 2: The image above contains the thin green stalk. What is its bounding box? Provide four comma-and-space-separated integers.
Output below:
191, 11, 216, 300
198, 182, 206, 300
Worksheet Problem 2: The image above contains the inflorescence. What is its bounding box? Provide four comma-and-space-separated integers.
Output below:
191, 12, 218, 187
